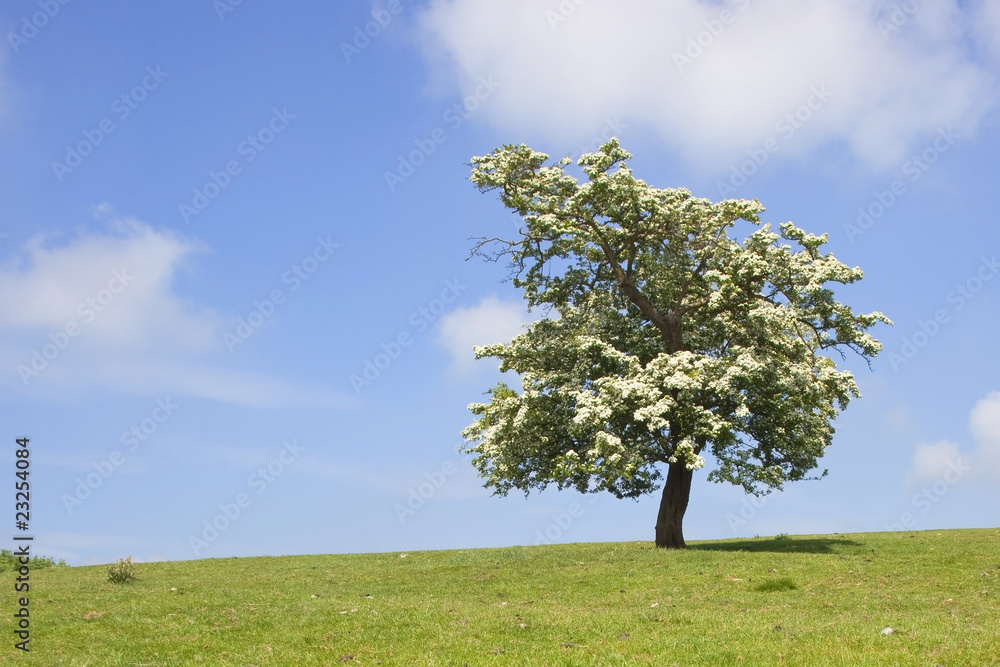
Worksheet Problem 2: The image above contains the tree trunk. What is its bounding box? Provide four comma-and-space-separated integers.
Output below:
654, 460, 694, 548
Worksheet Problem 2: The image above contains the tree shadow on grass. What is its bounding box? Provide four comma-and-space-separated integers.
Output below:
688, 537, 863, 555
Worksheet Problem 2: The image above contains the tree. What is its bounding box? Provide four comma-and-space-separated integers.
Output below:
459, 139, 891, 548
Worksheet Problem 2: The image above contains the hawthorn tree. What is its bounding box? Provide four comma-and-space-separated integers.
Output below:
459, 139, 891, 549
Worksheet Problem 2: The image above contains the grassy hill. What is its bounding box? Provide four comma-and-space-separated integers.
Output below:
4, 528, 999, 665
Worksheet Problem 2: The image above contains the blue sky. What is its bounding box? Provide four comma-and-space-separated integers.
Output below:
1, 0, 998, 566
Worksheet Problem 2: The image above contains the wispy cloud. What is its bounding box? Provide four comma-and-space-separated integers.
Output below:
971, 0, 1000, 65
435, 295, 534, 375
92, 358, 358, 409
0, 207, 358, 409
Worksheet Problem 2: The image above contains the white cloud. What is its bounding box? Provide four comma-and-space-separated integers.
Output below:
436, 295, 535, 374
906, 390, 1000, 485
971, 0, 1000, 65
416, 0, 996, 170
969, 390, 1000, 471
0, 214, 216, 352
0, 209, 358, 409
906, 439, 963, 487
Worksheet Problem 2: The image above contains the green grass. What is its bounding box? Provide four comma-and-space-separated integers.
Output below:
751, 576, 797, 593
4, 528, 1000, 665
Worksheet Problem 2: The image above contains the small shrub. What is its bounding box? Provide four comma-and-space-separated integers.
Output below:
754, 577, 797, 592
107, 556, 136, 584
28, 554, 68, 569
774, 533, 790, 541
0, 549, 67, 570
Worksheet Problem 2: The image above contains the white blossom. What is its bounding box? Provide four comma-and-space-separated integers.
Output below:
461, 139, 890, 506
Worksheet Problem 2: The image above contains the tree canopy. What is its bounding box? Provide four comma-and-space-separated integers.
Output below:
460, 139, 891, 547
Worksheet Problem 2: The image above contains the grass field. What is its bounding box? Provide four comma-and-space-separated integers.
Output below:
4, 528, 999, 665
